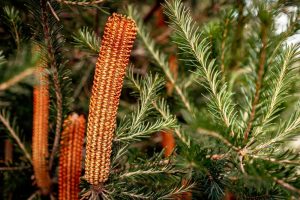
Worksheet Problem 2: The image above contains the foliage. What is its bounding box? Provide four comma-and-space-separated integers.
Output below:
0, 0, 300, 199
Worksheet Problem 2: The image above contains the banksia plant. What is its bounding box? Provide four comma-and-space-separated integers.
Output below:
59, 113, 85, 200
32, 65, 52, 195
84, 13, 137, 185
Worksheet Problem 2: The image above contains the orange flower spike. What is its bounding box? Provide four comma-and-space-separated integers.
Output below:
84, 13, 137, 185
59, 113, 86, 200
32, 66, 52, 195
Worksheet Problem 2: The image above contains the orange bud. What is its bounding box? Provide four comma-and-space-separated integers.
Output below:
59, 113, 86, 200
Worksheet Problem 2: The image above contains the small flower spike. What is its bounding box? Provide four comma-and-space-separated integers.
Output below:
59, 113, 86, 200
32, 66, 52, 195
84, 13, 137, 185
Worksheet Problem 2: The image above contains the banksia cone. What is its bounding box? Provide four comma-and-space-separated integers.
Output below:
59, 113, 85, 200
32, 66, 52, 195
84, 13, 137, 185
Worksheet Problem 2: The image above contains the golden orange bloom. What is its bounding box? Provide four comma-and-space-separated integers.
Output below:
84, 13, 137, 185
32, 66, 52, 195
59, 113, 86, 200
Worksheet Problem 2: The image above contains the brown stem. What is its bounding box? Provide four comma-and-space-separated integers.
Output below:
274, 178, 300, 195
220, 18, 229, 80
243, 26, 267, 142
197, 128, 240, 152
39, 0, 63, 170
0, 68, 35, 91
229, 0, 246, 69
0, 114, 32, 164
56, 0, 105, 6
0, 166, 30, 171
143, 0, 164, 22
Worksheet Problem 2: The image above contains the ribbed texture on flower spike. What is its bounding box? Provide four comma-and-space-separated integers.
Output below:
84, 13, 137, 185
32, 66, 52, 195
59, 113, 86, 200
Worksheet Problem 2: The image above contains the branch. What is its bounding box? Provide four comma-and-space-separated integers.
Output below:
229, 0, 246, 69
243, 25, 267, 142
0, 113, 32, 164
40, 0, 63, 170
0, 68, 35, 91
56, 0, 105, 5
197, 128, 239, 152
220, 17, 230, 79
163, 1, 237, 134
274, 178, 300, 195
0, 166, 30, 171
250, 154, 300, 165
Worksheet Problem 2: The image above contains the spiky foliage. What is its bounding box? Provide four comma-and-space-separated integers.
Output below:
27, 0, 73, 170
163, 0, 300, 198
73, 27, 101, 54
59, 113, 85, 200
127, 5, 195, 116
3, 6, 21, 50
164, 0, 237, 135
84, 13, 137, 185
81, 69, 191, 199
1, 0, 300, 199
32, 66, 51, 195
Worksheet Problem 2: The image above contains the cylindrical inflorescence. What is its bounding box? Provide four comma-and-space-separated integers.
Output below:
59, 113, 86, 200
32, 66, 52, 195
84, 13, 137, 185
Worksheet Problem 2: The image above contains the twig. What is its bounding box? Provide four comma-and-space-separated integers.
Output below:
250, 154, 300, 165
56, 0, 105, 6
0, 166, 30, 171
220, 17, 229, 80
274, 178, 300, 195
47, 1, 60, 21
73, 63, 94, 99
197, 128, 240, 152
239, 155, 245, 174
152, 101, 190, 147
243, 25, 267, 142
27, 191, 39, 200
0, 68, 35, 91
143, 0, 164, 22
40, 0, 63, 170
0, 113, 33, 164
229, 0, 246, 69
